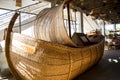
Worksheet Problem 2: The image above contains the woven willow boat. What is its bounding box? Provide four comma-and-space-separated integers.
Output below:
5, 2, 104, 80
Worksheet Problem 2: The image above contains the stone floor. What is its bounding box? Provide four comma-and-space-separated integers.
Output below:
0, 50, 120, 80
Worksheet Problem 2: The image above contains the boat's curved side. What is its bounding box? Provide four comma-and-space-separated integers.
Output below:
5, 12, 23, 80
8, 33, 104, 80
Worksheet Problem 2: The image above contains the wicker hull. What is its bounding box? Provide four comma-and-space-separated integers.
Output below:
8, 33, 104, 80
5, 1, 104, 79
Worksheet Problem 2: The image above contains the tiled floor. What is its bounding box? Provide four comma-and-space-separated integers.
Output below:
1, 50, 120, 80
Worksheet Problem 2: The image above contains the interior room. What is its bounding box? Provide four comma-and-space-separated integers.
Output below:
0, 0, 120, 80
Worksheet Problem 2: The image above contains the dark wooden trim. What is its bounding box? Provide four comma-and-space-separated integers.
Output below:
67, 3, 71, 38
5, 12, 22, 80
80, 12, 84, 33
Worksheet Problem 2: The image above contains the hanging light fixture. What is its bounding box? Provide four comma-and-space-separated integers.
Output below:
103, 0, 108, 3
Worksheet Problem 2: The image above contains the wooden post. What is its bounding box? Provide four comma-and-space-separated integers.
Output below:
67, 3, 71, 38
80, 12, 84, 33
19, 12, 21, 33
75, 11, 77, 32
114, 23, 116, 31
103, 21, 106, 36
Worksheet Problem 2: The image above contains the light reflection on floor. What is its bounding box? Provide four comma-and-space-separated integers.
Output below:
74, 50, 120, 80
108, 58, 119, 63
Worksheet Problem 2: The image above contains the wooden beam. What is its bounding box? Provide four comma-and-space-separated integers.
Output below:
103, 21, 106, 36
114, 23, 116, 31
74, 11, 77, 32
16, 0, 22, 7
80, 12, 84, 33
67, 3, 72, 38
51, 0, 57, 7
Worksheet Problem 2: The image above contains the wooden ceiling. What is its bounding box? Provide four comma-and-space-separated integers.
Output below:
71, 0, 120, 24
34, 0, 120, 23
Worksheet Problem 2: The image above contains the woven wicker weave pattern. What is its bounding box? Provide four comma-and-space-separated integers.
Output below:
6, 33, 104, 80
5, 1, 104, 80
34, 3, 76, 47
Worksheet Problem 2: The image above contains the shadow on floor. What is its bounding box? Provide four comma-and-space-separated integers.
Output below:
74, 50, 120, 80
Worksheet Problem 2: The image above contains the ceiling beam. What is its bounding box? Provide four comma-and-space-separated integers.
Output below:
16, 0, 22, 7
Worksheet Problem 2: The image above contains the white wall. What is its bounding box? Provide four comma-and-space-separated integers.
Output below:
0, 0, 39, 10
22, 0, 38, 7
0, 0, 19, 10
